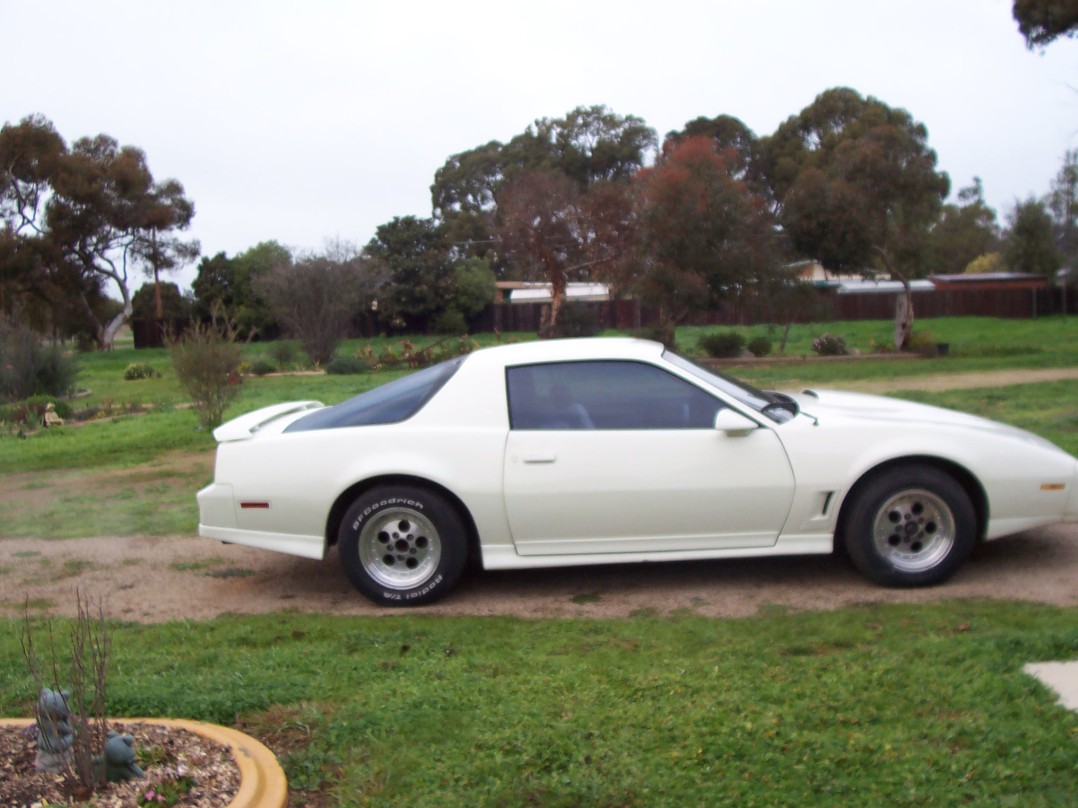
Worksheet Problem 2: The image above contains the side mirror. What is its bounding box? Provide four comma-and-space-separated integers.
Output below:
713, 409, 759, 437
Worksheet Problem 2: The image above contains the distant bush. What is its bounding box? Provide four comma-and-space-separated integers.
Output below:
34, 343, 79, 397
0, 319, 79, 401
123, 362, 161, 381
167, 309, 245, 430
746, 336, 773, 357
699, 331, 745, 358
555, 302, 600, 338
269, 341, 298, 368
248, 357, 277, 376
812, 333, 848, 356
432, 308, 469, 335
326, 355, 370, 375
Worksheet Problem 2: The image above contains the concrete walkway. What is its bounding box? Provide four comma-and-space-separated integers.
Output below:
1024, 661, 1078, 712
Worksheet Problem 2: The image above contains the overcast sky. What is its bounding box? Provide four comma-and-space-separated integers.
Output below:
3, 0, 1076, 293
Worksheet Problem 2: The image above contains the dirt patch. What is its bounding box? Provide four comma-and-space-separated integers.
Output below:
826, 367, 1078, 394
1, 525, 1075, 622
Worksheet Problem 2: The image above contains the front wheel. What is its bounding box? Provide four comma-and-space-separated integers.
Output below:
338, 485, 467, 606
842, 466, 976, 587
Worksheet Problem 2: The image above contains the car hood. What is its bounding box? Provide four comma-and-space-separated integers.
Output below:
791, 388, 1062, 450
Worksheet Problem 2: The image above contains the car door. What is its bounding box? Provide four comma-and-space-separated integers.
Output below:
502, 360, 796, 556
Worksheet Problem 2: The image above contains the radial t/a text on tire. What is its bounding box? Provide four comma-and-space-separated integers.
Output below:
338, 485, 468, 606
842, 465, 976, 587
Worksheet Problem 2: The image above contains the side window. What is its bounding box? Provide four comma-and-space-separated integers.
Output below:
507, 361, 722, 430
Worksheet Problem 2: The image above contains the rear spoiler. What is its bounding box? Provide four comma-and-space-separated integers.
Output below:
212, 400, 324, 443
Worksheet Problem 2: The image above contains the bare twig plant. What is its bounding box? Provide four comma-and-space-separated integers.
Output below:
21, 591, 112, 798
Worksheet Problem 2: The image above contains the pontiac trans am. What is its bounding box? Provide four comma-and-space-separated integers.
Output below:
198, 338, 1078, 606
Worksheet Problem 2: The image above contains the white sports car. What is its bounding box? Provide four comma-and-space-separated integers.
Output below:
198, 338, 1078, 606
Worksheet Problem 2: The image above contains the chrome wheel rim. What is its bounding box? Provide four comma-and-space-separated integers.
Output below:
872, 488, 956, 573
359, 507, 441, 589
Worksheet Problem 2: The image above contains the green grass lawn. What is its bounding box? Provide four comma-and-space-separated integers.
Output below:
1, 602, 1075, 806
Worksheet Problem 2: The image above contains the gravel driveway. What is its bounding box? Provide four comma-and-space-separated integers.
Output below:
1, 523, 1075, 622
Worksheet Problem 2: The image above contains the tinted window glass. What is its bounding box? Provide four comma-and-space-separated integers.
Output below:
508, 361, 722, 430
285, 357, 464, 432
663, 350, 794, 423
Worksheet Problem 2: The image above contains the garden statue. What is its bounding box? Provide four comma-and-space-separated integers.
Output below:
43, 402, 64, 428
34, 688, 74, 773
101, 731, 145, 782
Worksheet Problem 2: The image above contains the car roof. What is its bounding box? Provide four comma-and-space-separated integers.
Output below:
465, 337, 666, 368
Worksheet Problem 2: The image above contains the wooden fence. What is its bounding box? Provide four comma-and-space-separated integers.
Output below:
133, 286, 1075, 347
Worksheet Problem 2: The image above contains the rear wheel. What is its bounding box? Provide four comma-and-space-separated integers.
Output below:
843, 466, 975, 587
338, 485, 467, 606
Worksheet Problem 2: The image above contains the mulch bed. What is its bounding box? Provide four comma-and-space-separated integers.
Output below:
0, 720, 240, 807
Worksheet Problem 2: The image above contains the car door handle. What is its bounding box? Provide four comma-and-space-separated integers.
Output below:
522, 454, 557, 464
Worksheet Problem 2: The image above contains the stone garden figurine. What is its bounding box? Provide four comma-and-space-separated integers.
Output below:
102, 731, 145, 781
42, 402, 64, 428
35, 688, 75, 773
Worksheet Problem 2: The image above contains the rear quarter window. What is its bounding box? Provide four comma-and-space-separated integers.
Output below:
284, 357, 465, 432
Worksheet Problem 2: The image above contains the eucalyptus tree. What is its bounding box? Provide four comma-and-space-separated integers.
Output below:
192, 241, 292, 337
1005, 197, 1060, 278
364, 216, 452, 333
761, 88, 949, 347
257, 240, 382, 366
433, 106, 656, 335
1047, 150, 1078, 269
634, 136, 782, 348
1013, 0, 1078, 48
0, 115, 198, 348
928, 178, 1001, 275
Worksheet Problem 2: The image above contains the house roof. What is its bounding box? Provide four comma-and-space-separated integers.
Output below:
929, 273, 1047, 289
832, 279, 935, 295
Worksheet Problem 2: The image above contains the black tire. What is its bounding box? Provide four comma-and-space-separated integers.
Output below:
842, 466, 976, 587
338, 485, 467, 606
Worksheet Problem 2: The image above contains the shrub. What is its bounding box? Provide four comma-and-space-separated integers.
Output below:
325, 355, 369, 375
33, 343, 79, 398
555, 302, 600, 338
167, 311, 245, 430
123, 362, 161, 381
812, 333, 848, 356
906, 330, 941, 356
269, 341, 297, 368
0, 320, 79, 401
698, 331, 745, 358
248, 357, 277, 376
431, 308, 469, 335
746, 336, 772, 357
257, 251, 382, 366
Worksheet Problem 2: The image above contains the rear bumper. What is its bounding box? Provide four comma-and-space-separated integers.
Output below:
198, 482, 237, 529
1065, 462, 1078, 523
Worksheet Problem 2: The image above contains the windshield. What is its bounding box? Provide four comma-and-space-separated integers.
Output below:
284, 357, 465, 432
663, 350, 798, 424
